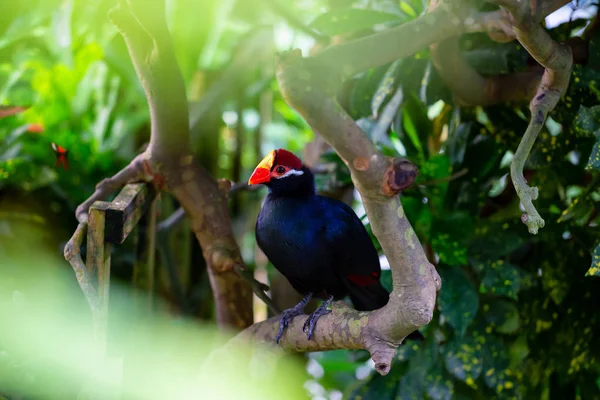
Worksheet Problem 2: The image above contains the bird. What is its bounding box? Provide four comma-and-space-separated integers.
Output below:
248, 148, 423, 344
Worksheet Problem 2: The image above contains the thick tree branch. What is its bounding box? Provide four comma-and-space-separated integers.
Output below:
68, 0, 256, 330
429, 0, 570, 106
109, 0, 254, 329
315, 4, 469, 79
431, 36, 543, 105
234, 46, 441, 374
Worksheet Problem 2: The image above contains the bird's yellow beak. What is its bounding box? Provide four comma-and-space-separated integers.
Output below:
248, 150, 275, 185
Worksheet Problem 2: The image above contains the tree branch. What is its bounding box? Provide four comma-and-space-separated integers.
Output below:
487, 0, 573, 234
233, 44, 442, 375
431, 36, 544, 105
68, 0, 256, 329
429, 0, 572, 106
314, 4, 467, 79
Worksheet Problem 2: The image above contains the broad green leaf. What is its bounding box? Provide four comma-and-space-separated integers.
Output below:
479, 260, 521, 300
557, 193, 595, 223
431, 212, 471, 267
371, 59, 402, 118
470, 222, 526, 260
309, 8, 403, 36
573, 105, 600, 138
396, 340, 421, 362
397, 369, 424, 400
380, 269, 392, 292
479, 335, 511, 391
482, 299, 520, 334
438, 266, 478, 336
398, 2, 417, 18
424, 365, 453, 400
401, 92, 431, 161
445, 122, 474, 166
347, 361, 404, 400
586, 140, 600, 170
586, 243, 600, 277
348, 65, 389, 118
442, 337, 483, 385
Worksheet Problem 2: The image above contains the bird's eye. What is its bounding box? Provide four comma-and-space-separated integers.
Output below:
276, 166, 286, 174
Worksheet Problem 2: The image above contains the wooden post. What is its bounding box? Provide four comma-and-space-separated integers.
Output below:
86, 201, 112, 348
76, 183, 157, 399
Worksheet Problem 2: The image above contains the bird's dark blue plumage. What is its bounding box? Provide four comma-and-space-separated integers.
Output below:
249, 149, 423, 343
256, 183, 388, 310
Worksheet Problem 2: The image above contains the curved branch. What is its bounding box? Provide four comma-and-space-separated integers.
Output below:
493, 0, 573, 234
431, 36, 543, 106
234, 48, 441, 375
315, 4, 467, 79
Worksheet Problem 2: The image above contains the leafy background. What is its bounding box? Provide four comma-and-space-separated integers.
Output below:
1, 0, 600, 399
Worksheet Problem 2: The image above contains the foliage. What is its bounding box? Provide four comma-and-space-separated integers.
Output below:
1, 0, 600, 399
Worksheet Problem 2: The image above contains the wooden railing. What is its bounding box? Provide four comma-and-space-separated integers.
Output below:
65, 183, 157, 343
85, 183, 157, 345
64, 183, 158, 398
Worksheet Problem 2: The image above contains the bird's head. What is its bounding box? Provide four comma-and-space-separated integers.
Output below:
248, 149, 315, 196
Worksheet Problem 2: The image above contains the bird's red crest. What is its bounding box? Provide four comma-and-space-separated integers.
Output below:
274, 149, 302, 170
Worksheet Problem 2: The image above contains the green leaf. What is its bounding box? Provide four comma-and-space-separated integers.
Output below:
586, 242, 600, 277
424, 365, 454, 400
586, 140, 600, 171
480, 336, 510, 389
470, 222, 526, 260
380, 269, 392, 292
438, 266, 478, 336
309, 8, 403, 36
573, 105, 600, 138
557, 193, 595, 223
479, 260, 521, 300
371, 59, 402, 118
482, 299, 520, 334
398, 2, 417, 18
401, 92, 431, 161
442, 336, 483, 384
431, 212, 472, 267
445, 122, 475, 166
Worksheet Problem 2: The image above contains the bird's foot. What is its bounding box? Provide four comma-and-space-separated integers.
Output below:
302, 295, 334, 340
276, 292, 313, 345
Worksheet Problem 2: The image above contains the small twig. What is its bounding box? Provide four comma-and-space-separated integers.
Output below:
157, 182, 261, 233
63, 222, 101, 313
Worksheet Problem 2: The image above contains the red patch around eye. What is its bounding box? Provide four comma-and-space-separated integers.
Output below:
371, 272, 379, 278
275, 149, 303, 170
346, 274, 377, 287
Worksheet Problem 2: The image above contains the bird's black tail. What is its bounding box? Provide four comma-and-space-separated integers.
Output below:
348, 281, 424, 342
348, 280, 390, 311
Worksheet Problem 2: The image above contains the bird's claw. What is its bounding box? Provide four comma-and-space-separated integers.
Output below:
302, 308, 332, 340
275, 293, 313, 345
276, 308, 303, 344
302, 295, 334, 340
